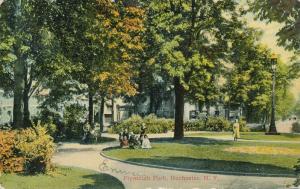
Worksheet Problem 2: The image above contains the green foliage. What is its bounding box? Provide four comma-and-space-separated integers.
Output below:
185, 117, 233, 132
112, 114, 174, 134
206, 117, 231, 132
16, 125, 55, 174
238, 117, 250, 132
294, 159, 300, 187
184, 120, 205, 131
249, 0, 300, 52
63, 104, 87, 139
294, 98, 300, 119
292, 122, 300, 133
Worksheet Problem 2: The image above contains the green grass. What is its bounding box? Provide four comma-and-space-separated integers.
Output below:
241, 132, 300, 141
0, 167, 124, 189
103, 138, 299, 176
186, 132, 300, 141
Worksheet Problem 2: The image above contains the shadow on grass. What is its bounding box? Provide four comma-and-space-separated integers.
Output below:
150, 137, 233, 146
57, 137, 116, 144
125, 156, 294, 177
102, 137, 232, 152
80, 173, 125, 189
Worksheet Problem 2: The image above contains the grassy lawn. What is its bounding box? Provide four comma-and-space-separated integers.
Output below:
186, 132, 300, 141
0, 167, 124, 189
241, 132, 300, 141
103, 137, 299, 176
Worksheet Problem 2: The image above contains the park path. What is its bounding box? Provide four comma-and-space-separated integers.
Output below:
53, 133, 295, 189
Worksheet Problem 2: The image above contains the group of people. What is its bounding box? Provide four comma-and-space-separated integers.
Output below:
119, 123, 152, 149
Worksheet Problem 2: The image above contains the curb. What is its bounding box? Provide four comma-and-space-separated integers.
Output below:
100, 146, 295, 178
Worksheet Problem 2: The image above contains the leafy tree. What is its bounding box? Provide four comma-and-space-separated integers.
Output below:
0, 0, 65, 128
249, 0, 300, 52
49, 0, 144, 128
227, 28, 297, 122
142, 0, 244, 139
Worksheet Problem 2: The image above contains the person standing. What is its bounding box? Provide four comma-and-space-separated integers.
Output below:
233, 119, 240, 141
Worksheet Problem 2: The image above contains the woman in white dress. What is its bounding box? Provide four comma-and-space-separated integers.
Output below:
142, 135, 152, 149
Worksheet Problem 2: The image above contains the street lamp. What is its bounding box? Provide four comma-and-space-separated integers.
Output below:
267, 54, 279, 135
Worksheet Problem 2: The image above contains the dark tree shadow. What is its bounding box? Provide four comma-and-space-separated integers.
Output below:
80, 173, 125, 189
125, 156, 294, 177
150, 137, 233, 146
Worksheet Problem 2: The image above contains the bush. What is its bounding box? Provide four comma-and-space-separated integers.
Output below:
294, 159, 300, 187
206, 117, 231, 132
63, 104, 87, 139
112, 114, 174, 134
0, 131, 25, 173
33, 108, 62, 139
16, 125, 55, 174
292, 122, 300, 133
184, 120, 205, 131
238, 117, 250, 132
0, 125, 55, 174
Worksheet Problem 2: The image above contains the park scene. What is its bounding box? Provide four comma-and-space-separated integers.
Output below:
0, 0, 300, 189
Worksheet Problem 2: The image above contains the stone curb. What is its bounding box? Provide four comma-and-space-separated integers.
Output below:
100, 146, 295, 178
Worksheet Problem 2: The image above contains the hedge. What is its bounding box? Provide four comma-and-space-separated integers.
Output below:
111, 114, 174, 134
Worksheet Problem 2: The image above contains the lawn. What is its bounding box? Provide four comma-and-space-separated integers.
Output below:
103, 137, 300, 176
0, 167, 124, 189
186, 132, 300, 141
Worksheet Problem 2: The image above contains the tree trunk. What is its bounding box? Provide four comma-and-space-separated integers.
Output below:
111, 98, 115, 124
23, 64, 31, 128
198, 100, 204, 112
149, 89, 154, 114
12, 0, 25, 129
174, 77, 185, 140
88, 90, 94, 127
13, 58, 25, 128
206, 102, 210, 116
23, 88, 30, 127
99, 97, 105, 132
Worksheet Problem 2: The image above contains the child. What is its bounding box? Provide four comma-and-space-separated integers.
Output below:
142, 135, 152, 149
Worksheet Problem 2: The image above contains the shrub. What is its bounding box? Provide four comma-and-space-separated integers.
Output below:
294, 159, 300, 187
63, 104, 87, 139
0, 125, 55, 174
15, 125, 55, 174
238, 117, 250, 132
0, 131, 25, 173
33, 108, 62, 139
206, 117, 231, 131
292, 122, 300, 133
112, 114, 174, 134
184, 120, 205, 131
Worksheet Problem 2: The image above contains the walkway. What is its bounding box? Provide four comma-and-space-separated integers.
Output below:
53, 134, 295, 189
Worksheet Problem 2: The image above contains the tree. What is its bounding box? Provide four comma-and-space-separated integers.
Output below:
142, 0, 244, 139
249, 0, 300, 53
49, 0, 144, 128
226, 27, 297, 123
0, 0, 62, 128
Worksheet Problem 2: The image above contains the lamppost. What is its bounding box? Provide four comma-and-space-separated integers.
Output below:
267, 54, 278, 135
